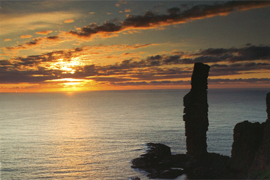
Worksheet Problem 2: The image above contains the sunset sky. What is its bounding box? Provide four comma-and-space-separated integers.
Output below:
1, 0, 270, 92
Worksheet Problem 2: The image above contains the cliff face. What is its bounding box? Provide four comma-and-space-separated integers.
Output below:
183, 62, 210, 157
230, 92, 270, 178
131, 63, 270, 179
249, 92, 270, 174
230, 121, 264, 171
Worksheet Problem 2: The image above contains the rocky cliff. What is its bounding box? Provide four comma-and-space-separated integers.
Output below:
131, 63, 270, 179
230, 92, 270, 178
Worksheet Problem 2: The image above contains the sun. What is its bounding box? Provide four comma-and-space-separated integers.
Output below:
50, 57, 84, 74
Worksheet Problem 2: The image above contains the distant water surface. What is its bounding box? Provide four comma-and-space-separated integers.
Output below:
0, 89, 268, 179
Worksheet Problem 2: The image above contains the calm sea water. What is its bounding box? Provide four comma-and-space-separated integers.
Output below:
0, 89, 269, 180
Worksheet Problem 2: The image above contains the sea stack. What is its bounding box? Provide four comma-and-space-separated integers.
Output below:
183, 62, 210, 157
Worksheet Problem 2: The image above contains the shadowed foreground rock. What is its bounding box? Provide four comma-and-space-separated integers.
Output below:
230, 121, 264, 172
230, 92, 270, 179
131, 143, 231, 179
131, 143, 186, 179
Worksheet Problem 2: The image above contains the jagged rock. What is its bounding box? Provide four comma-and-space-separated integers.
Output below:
231, 92, 270, 178
249, 119, 270, 179
145, 143, 171, 160
131, 143, 172, 169
183, 62, 210, 157
128, 176, 140, 180
230, 121, 264, 172
131, 143, 185, 179
131, 62, 269, 179
248, 92, 270, 178
267, 92, 270, 119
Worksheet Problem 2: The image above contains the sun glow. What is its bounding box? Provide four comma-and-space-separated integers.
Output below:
44, 78, 95, 92
45, 78, 86, 82
50, 57, 84, 74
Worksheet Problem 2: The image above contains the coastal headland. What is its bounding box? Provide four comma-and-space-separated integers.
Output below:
131, 63, 270, 179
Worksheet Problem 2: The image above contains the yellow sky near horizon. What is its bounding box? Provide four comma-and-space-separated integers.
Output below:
1, 1, 270, 92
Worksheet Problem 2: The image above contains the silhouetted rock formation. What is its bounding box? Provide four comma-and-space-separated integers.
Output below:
248, 92, 270, 178
230, 121, 264, 172
128, 176, 140, 180
230, 92, 270, 179
131, 62, 270, 179
267, 92, 270, 119
183, 62, 210, 157
131, 143, 185, 179
249, 119, 270, 178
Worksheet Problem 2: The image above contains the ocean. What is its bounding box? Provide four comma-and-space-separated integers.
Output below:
0, 88, 269, 180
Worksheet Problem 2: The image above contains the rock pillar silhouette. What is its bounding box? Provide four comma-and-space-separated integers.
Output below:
267, 92, 270, 120
183, 62, 210, 157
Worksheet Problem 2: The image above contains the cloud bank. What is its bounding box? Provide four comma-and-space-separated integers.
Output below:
68, 1, 270, 38
1, 44, 269, 86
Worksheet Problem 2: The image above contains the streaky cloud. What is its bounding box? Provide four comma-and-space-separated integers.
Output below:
68, 1, 270, 38
1, 44, 270, 85
195, 45, 270, 62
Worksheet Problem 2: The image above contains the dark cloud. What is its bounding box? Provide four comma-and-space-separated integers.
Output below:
210, 62, 270, 76
69, 21, 123, 37
47, 36, 60, 40
0, 69, 60, 83
69, 1, 270, 38
4, 36, 61, 51
196, 45, 270, 62
110, 78, 270, 86
208, 78, 270, 84
89, 76, 132, 82
110, 80, 189, 86
167, 7, 180, 15
1, 44, 270, 86
25, 38, 42, 46
0, 60, 12, 65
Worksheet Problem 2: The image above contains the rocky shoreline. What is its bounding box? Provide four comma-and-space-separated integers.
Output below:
131, 63, 270, 179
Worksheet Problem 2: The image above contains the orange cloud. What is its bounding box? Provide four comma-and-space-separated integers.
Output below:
125, 9, 131, 12
1, 45, 270, 91
64, 19, 75, 23
68, 1, 270, 39
36, 30, 53, 35
2, 36, 63, 55
0, 11, 80, 36
89, 12, 95, 15
4, 38, 11, 41
20, 35, 32, 39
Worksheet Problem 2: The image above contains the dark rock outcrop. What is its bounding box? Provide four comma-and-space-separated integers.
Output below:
131, 143, 185, 179
128, 176, 140, 180
131, 62, 270, 179
248, 92, 270, 178
230, 92, 270, 179
183, 62, 210, 157
267, 92, 270, 119
230, 121, 264, 172
131, 143, 231, 179
131, 143, 171, 170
